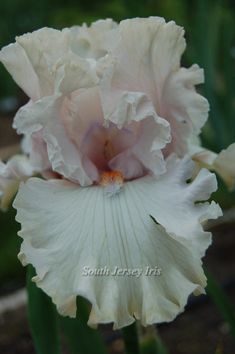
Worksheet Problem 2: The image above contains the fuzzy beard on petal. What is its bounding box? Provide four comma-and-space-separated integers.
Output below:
13, 157, 221, 329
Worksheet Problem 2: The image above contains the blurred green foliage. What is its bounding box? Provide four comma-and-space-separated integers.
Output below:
0, 207, 23, 285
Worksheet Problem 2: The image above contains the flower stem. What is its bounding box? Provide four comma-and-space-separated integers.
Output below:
122, 322, 140, 354
141, 326, 169, 354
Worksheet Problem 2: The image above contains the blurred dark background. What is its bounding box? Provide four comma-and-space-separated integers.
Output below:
0, 0, 234, 353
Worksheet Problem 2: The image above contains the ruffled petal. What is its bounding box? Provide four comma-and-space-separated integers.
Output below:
14, 157, 221, 328
162, 65, 209, 156
54, 54, 98, 94
135, 156, 222, 257
0, 28, 67, 99
100, 17, 185, 103
100, 17, 208, 157
100, 62, 171, 176
14, 95, 91, 185
21, 132, 51, 172
70, 19, 118, 59
0, 27, 100, 100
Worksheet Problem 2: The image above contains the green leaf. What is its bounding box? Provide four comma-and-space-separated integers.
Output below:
206, 270, 235, 338
27, 265, 60, 354
60, 296, 108, 354
193, 0, 226, 151
122, 322, 140, 354
0, 207, 23, 283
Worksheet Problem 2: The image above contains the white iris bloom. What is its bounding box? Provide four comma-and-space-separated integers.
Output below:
1, 17, 233, 329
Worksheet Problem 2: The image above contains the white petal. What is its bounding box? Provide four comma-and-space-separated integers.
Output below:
106, 17, 185, 97
14, 95, 91, 185
100, 17, 208, 157
162, 65, 209, 156
0, 155, 34, 210
0, 155, 34, 179
70, 19, 118, 59
15, 28, 70, 97
0, 28, 66, 99
14, 157, 221, 328
214, 143, 235, 190
136, 156, 222, 256
0, 43, 41, 100
42, 98, 92, 185
100, 61, 171, 176
54, 54, 98, 94
192, 143, 235, 190
1, 27, 100, 99
13, 99, 50, 135
0, 178, 19, 211
100, 17, 185, 121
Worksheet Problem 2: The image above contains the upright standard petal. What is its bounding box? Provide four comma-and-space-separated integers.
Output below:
14, 157, 221, 329
100, 17, 208, 157
0, 43, 41, 100
0, 28, 68, 99
0, 27, 100, 100
69, 19, 118, 59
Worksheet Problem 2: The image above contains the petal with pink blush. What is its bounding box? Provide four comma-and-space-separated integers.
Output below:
100, 83, 171, 176
61, 87, 104, 149
109, 151, 145, 180
15, 95, 92, 185
80, 122, 137, 173
100, 18, 185, 107
100, 18, 208, 157
41, 96, 92, 186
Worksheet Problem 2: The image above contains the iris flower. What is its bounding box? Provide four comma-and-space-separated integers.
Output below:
0, 17, 234, 329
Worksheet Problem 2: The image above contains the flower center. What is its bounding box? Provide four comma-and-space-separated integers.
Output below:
79, 121, 146, 184
103, 139, 114, 161
99, 170, 124, 196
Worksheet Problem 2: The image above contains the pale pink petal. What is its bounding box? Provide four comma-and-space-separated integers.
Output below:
100, 18, 208, 157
